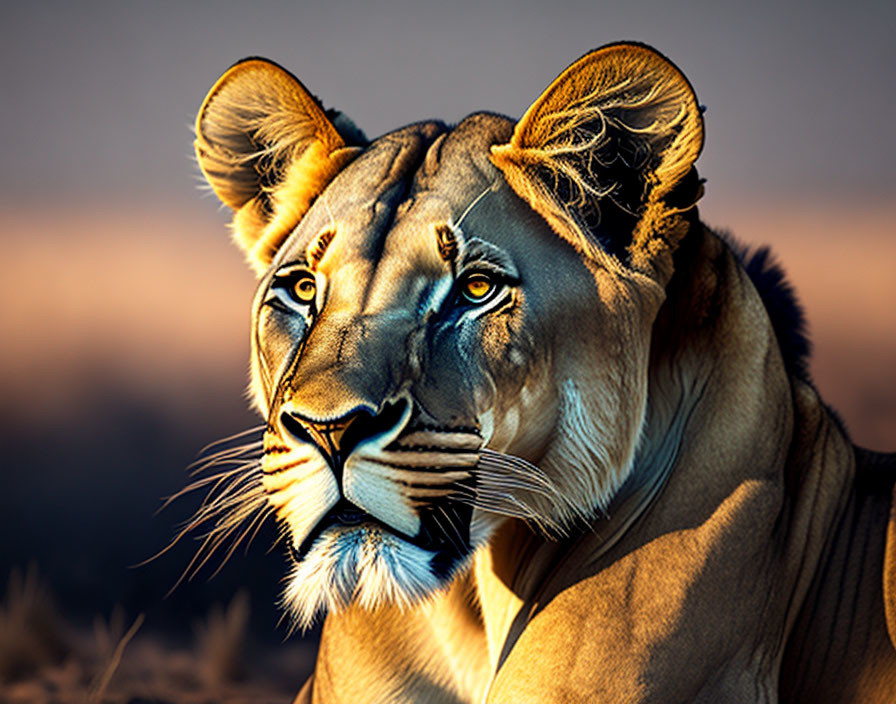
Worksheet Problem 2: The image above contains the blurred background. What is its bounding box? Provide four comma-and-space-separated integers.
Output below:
1, 0, 893, 700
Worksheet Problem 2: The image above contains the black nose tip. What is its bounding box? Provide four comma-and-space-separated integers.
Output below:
279, 406, 372, 468
279, 398, 408, 472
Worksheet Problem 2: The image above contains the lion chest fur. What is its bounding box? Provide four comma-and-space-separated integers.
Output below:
192, 44, 896, 704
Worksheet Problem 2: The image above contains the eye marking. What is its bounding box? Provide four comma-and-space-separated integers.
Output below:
459, 273, 498, 305
433, 222, 458, 263
307, 227, 336, 269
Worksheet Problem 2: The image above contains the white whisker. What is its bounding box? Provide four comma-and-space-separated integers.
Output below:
144, 425, 277, 594
195, 425, 266, 458
188, 440, 264, 475
467, 448, 569, 536
434, 505, 467, 556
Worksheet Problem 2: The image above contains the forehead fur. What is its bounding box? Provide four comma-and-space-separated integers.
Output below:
266, 115, 521, 279
267, 122, 443, 269
411, 114, 515, 205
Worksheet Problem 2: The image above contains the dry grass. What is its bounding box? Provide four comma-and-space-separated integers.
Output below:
195, 589, 250, 686
0, 565, 66, 683
0, 566, 310, 703
88, 611, 144, 703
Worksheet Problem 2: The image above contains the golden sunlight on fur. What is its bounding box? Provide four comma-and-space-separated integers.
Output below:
194, 59, 360, 275
491, 43, 703, 282
95, 39, 896, 703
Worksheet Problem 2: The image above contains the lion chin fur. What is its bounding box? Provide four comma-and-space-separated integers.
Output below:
192, 43, 896, 703
283, 525, 442, 630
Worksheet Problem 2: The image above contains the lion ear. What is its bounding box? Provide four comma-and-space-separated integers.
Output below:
195, 58, 363, 275
490, 43, 704, 274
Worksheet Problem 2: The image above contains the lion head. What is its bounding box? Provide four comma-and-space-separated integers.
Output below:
193, 43, 704, 628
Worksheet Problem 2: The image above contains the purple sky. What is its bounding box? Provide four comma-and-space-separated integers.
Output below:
2, 1, 894, 210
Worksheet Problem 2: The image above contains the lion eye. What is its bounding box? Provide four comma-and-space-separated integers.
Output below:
460, 274, 496, 304
290, 275, 317, 304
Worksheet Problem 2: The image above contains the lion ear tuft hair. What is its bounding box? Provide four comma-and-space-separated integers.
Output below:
195, 58, 364, 275
490, 42, 704, 277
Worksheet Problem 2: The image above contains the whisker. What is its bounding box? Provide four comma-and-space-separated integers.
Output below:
188, 440, 264, 474
191, 435, 264, 464
458, 448, 570, 536
184, 475, 262, 530
177, 467, 260, 521
243, 504, 277, 556
437, 505, 468, 556
188, 451, 264, 478
430, 507, 461, 556
137, 465, 261, 568
174, 491, 254, 554
142, 425, 272, 592
477, 450, 559, 493
178, 486, 267, 586
207, 495, 272, 579
456, 491, 564, 536
195, 424, 266, 458
452, 179, 500, 230
266, 524, 289, 555
158, 466, 247, 512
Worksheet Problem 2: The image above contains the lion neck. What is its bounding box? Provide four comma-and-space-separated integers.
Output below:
471, 223, 856, 685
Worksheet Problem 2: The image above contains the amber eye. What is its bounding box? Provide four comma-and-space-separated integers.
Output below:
461, 274, 496, 304
290, 275, 317, 304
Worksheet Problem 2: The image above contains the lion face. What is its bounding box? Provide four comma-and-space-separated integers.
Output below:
194, 45, 702, 626
246, 118, 659, 625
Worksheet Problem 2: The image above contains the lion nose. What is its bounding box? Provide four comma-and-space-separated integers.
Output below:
279, 398, 409, 473
280, 406, 372, 468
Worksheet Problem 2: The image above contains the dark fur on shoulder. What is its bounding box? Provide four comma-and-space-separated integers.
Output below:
723, 235, 812, 382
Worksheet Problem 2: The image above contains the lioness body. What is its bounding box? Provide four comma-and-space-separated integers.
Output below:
305, 227, 896, 704
191, 43, 896, 702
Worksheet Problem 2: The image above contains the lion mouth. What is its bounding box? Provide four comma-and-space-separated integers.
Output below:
289, 498, 414, 563
334, 502, 365, 525
289, 490, 476, 574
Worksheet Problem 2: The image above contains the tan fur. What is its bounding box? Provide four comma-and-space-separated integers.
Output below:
194, 44, 896, 704
239, 142, 359, 274
302, 231, 896, 704
490, 42, 703, 283
195, 59, 360, 274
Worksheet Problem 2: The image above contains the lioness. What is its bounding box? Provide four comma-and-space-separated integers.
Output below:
191, 42, 896, 702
